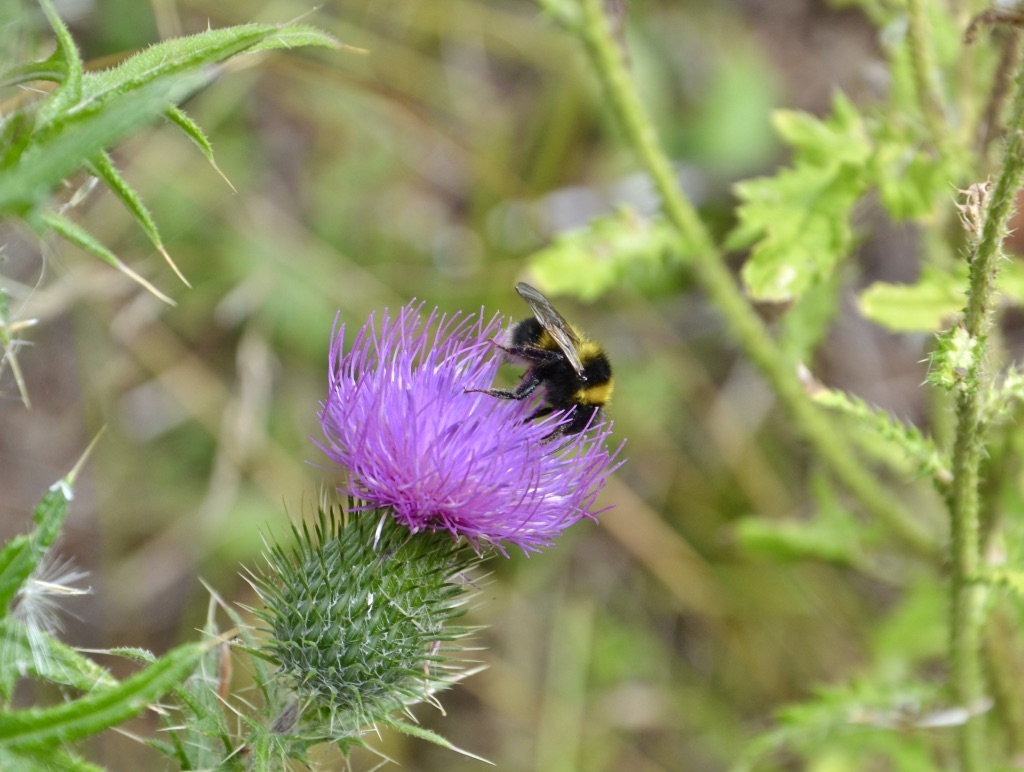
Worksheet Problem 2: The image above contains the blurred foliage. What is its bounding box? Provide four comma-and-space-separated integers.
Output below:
6, 0, 1024, 769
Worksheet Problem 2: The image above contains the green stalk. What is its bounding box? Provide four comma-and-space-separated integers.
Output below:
947, 54, 1024, 772
905, 0, 948, 154
571, 0, 937, 559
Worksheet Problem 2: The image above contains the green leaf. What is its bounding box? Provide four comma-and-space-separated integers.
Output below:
730, 93, 872, 301
734, 473, 876, 566
154, 648, 237, 769
164, 107, 214, 160
858, 266, 964, 332
0, 641, 207, 750
40, 211, 175, 304
872, 137, 948, 220
975, 568, 1024, 597
810, 387, 950, 486
0, 20, 338, 295
734, 516, 861, 565
777, 267, 843, 362
871, 578, 947, 664
0, 49, 66, 89
735, 679, 944, 771
86, 151, 188, 285
0, 745, 105, 772
862, 249, 1024, 333
772, 94, 870, 167
36, 24, 337, 130
36, 0, 84, 116
0, 72, 210, 217
526, 207, 685, 301
980, 366, 1024, 428
246, 26, 341, 54
0, 619, 117, 702
0, 477, 72, 616
106, 648, 157, 664
0, 111, 36, 173
995, 254, 1024, 308
382, 717, 493, 764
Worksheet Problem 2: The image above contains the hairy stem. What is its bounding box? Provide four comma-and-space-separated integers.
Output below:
571, 0, 938, 558
947, 53, 1024, 772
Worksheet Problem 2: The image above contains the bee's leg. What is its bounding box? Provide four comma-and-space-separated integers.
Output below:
525, 405, 555, 422
490, 341, 564, 366
465, 371, 542, 400
541, 405, 600, 442
563, 404, 600, 435
509, 346, 564, 365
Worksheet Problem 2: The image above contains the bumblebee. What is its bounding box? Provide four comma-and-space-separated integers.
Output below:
471, 282, 613, 439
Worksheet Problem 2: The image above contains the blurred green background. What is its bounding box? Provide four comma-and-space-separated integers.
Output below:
0, 1, 927, 769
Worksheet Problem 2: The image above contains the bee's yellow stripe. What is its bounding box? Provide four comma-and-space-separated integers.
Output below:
576, 381, 613, 406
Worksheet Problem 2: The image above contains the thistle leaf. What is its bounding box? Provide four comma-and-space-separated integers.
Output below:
811, 386, 950, 486
0, 642, 208, 750
40, 212, 175, 304
527, 207, 686, 301
730, 93, 871, 302
86, 151, 189, 286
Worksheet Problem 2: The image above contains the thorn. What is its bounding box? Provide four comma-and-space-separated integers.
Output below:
157, 242, 191, 287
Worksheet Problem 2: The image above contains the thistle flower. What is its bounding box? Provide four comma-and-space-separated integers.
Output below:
319, 300, 623, 555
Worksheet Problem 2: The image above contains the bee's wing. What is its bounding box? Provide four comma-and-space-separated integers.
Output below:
515, 282, 585, 376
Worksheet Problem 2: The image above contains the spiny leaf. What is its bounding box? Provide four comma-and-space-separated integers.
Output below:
0, 433, 102, 617
0, 48, 66, 89
164, 107, 235, 192
86, 151, 190, 286
0, 482, 71, 616
245, 26, 342, 54
0, 641, 208, 750
734, 678, 943, 771
980, 366, 1024, 428
382, 717, 493, 764
0, 745, 105, 772
0, 291, 32, 408
0, 72, 210, 216
36, 0, 83, 115
38, 24, 338, 128
810, 386, 950, 486
0, 619, 117, 702
40, 211, 175, 305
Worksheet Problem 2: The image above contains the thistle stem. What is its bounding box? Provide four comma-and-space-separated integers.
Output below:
947, 51, 1024, 772
905, 0, 949, 153
571, 0, 938, 559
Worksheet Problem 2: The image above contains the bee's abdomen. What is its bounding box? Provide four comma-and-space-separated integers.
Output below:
575, 380, 613, 406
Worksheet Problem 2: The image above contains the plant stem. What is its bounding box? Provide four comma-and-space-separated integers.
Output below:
572, 0, 938, 559
949, 389, 986, 771
947, 52, 1024, 772
905, 0, 948, 154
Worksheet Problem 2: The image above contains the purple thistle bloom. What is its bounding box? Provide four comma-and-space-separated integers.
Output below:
319, 300, 624, 555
